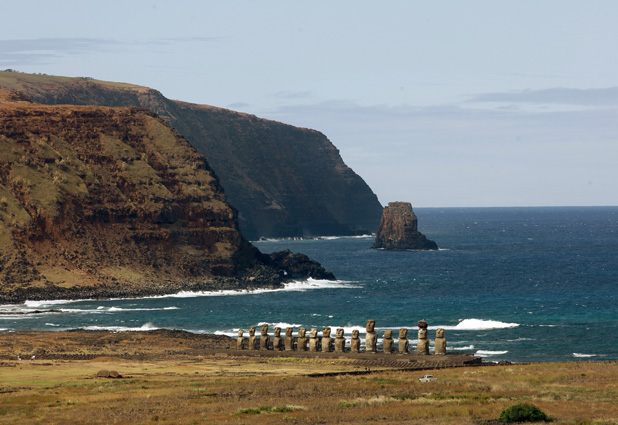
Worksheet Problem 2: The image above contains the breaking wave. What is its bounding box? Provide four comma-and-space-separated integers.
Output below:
445, 319, 520, 331
475, 350, 509, 357
157, 279, 359, 298
80, 323, 159, 332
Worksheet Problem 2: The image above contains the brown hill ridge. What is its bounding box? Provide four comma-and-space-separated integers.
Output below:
0, 90, 333, 304
0, 71, 383, 239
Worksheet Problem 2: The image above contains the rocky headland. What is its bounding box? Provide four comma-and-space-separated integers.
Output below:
372, 202, 438, 250
0, 90, 333, 304
0, 71, 383, 240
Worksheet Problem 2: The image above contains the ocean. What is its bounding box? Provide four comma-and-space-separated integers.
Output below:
2, 207, 617, 364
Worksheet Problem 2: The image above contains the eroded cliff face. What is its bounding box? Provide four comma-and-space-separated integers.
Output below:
0, 72, 383, 239
0, 90, 284, 303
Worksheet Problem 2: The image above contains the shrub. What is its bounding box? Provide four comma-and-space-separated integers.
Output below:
498, 403, 552, 423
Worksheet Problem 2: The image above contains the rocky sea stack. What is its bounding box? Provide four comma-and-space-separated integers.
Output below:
372, 202, 438, 250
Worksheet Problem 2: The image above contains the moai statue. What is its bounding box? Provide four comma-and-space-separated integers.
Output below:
309, 328, 319, 352
350, 329, 361, 353
417, 328, 430, 355
434, 328, 447, 355
284, 327, 295, 351
365, 319, 378, 353
297, 327, 308, 351
259, 324, 270, 350
398, 328, 409, 354
272, 327, 283, 351
334, 328, 346, 353
249, 326, 258, 350
248, 326, 258, 350
383, 329, 394, 354
236, 329, 246, 350
321, 326, 332, 352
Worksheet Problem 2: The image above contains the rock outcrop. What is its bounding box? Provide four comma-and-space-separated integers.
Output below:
0, 90, 333, 303
266, 249, 336, 281
372, 202, 438, 250
0, 71, 383, 240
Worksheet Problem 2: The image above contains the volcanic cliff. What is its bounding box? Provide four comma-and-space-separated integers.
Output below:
0, 90, 333, 303
0, 71, 383, 239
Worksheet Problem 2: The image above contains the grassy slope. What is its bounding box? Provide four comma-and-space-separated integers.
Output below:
0, 358, 616, 424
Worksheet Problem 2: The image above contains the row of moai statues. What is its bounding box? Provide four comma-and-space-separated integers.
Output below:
236, 320, 447, 355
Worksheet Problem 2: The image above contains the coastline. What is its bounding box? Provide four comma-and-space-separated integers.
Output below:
0, 329, 481, 367
0, 275, 285, 305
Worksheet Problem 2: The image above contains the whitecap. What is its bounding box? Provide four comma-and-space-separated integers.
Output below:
451, 345, 475, 350
441, 319, 520, 331
256, 322, 304, 329
105, 306, 179, 312
24, 299, 86, 308
475, 350, 508, 356
154, 278, 359, 299
81, 323, 158, 332
573, 353, 598, 358
45, 323, 61, 327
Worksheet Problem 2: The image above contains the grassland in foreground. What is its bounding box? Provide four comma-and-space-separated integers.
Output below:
1, 356, 617, 425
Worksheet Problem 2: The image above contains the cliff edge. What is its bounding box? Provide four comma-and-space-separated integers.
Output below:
372, 202, 438, 250
0, 71, 383, 239
0, 90, 333, 304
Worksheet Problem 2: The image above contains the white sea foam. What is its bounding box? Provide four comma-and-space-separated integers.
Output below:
451, 345, 475, 351
475, 350, 509, 357
45, 323, 61, 327
81, 323, 158, 332
23, 299, 86, 308
104, 306, 179, 312
3, 279, 355, 308
154, 279, 358, 299
573, 353, 598, 358
439, 319, 520, 331
256, 322, 304, 329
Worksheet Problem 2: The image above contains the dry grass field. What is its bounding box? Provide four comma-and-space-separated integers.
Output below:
1, 356, 617, 425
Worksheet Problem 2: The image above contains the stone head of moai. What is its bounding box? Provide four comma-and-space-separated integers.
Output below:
274, 327, 281, 337
436, 328, 445, 338
399, 328, 408, 339
261, 324, 269, 335
366, 319, 376, 332
249, 326, 255, 336
238, 329, 244, 337
323, 326, 331, 337
384, 329, 392, 339
298, 327, 306, 337
336, 328, 344, 338
285, 327, 293, 337
418, 328, 428, 339
352, 329, 359, 338
310, 328, 318, 338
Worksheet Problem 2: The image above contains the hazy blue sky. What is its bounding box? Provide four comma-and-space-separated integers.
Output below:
2, 1, 617, 207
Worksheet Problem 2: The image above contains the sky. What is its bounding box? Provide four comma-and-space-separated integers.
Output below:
2, 1, 617, 207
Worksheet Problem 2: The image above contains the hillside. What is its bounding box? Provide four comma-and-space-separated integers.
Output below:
0, 71, 383, 239
0, 90, 291, 303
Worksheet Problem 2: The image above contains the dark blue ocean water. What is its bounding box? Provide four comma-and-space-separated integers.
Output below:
2, 207, 617, 363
